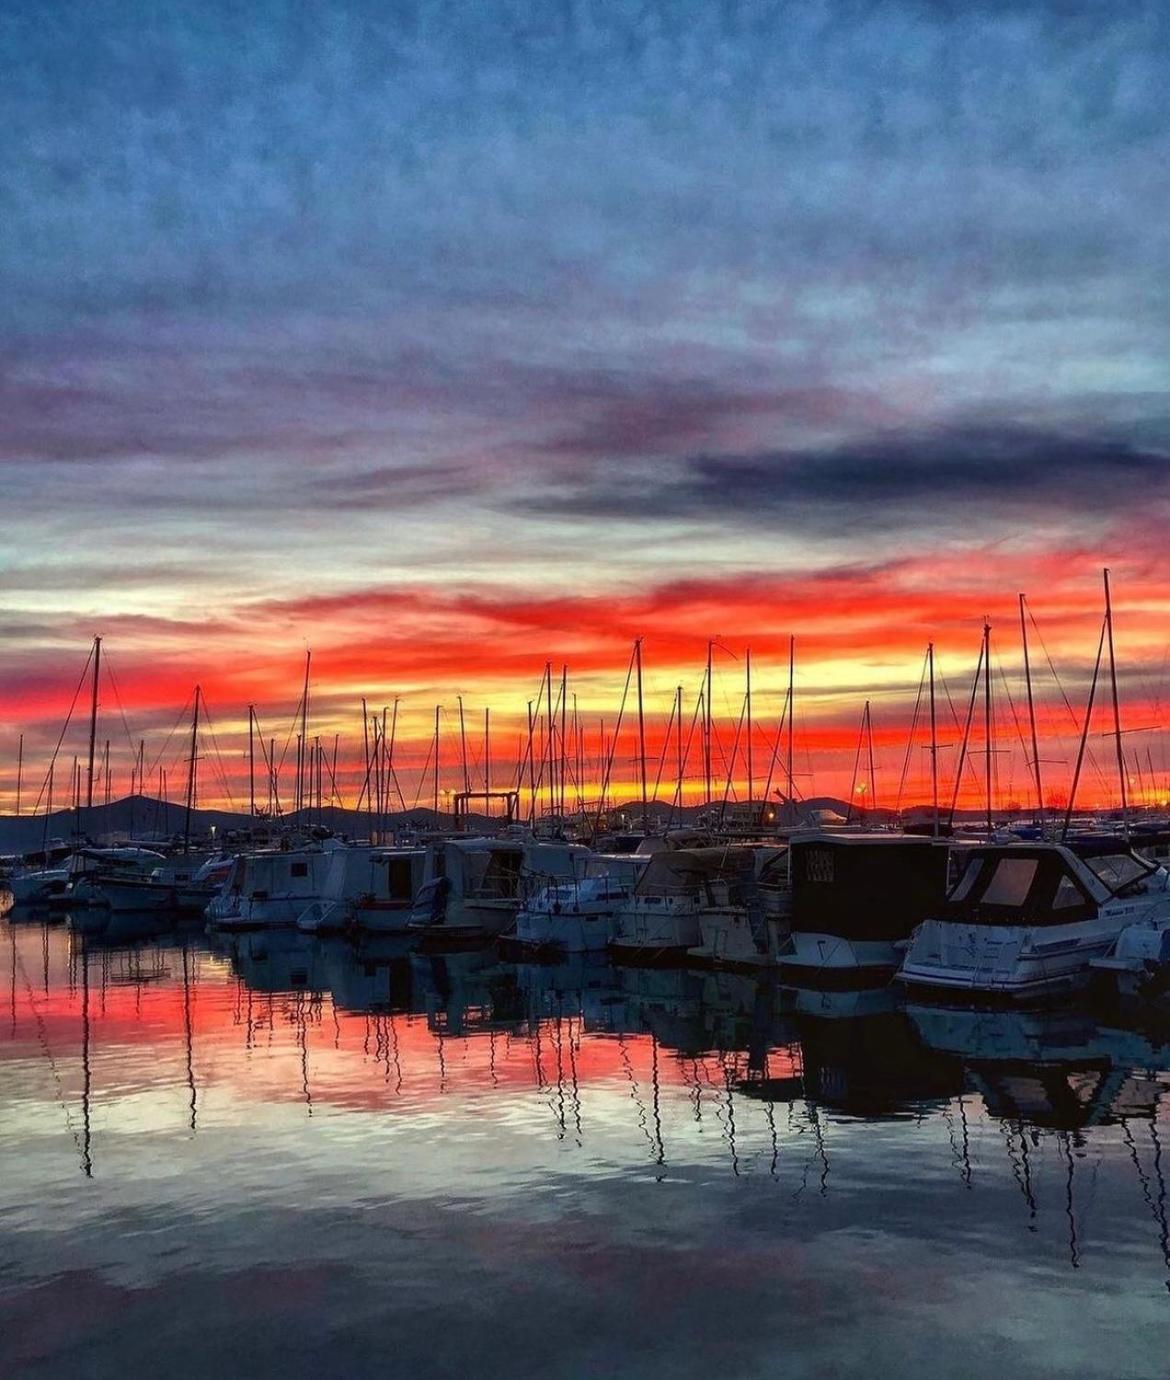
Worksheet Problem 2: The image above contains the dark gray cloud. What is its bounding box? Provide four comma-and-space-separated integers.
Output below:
517, 425, 1170, 534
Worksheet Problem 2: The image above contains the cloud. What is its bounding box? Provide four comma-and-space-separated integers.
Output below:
517, 424, 1170, 536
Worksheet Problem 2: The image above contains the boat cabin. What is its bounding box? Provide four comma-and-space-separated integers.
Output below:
940, 841, 1158, 926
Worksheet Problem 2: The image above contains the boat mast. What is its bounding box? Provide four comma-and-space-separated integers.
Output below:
1019, 593, 1044, 830
544, 662, 555, 822
1103, 567, 1129, 837
85, 635, 101, 810
635, 638, 648, 832
299, 650, 311, 818
484, 707, 491, 805
745, 647, 753, 816
705, 640, 713, 805
865, 700, 877, 815
184, 685, 200, 852
676, 684, 684, 814
559, 666, 568, 818
983, 621, 993, 838
248, 705, 257, 819
787, 635, 795, 812
433, 704, 441, 821
458, 696, 470, 796
15, 733, 22, 817
928, 642, 938, 838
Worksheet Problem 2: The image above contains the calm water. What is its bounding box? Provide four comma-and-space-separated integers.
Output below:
2, 914, 1169, 1378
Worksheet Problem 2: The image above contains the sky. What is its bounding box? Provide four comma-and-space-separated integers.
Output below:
2, 0, 1170, 816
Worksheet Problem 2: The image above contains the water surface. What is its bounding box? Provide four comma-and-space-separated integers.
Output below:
2, 915, 1168, 1378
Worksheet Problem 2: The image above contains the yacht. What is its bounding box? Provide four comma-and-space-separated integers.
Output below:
407, 837, 588, 944
782, 833, 950, 980
296, 846, 426, 934
510, 853, 648, 954
685, 845, 792, 969
207, 840, 345, 930
69, 851, 223, 916
899, 840, 1170, 998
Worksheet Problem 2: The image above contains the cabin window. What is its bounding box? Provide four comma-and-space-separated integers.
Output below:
1053, 876, 1084, 909
949, 856, 983, 902
981, 858, 1038, 907
1085, 854, 1148, 892
290, 862, 309, 878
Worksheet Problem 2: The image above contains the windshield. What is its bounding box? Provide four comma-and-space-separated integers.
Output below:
1084, 853, 1151, 892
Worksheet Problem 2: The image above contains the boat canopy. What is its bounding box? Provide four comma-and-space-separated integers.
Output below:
940, 843, 1120, 926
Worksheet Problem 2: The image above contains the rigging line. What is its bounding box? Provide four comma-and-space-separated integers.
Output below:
411, 735, 435, 812
896, 650, 929, 814
1026, 601, 1110, 791
650, 692, 678, 804
760, 683, 791, 805
939, 666, 983, 797
144, 690, 194, 780
196, 697, 238, 813
668, 682, 706, 829
592, 645, 637, 836
99, 652, 142, 763
29, 644, 95, 816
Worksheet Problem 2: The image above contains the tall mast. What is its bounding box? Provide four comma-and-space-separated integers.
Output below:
928, 642, 938, 838
865, 700, 877, 814
745, 648, 753, 814
434, 704, 441, 820
559, 666, 568, 817
248, 706, 257, 818
983, 621, 992, 837
787, 635, 795, 809
705, 640, 713, 805
42, 759, 54, 858
85, 635, 101, 809
299, 650, 311, 817
1019, 593, 1044, 828
544, 662, 555, 821
1104, 567, 1129, 835
526, 701, 536, 824
388, 699, 399, 815
484, 707, 491, 802
458, 696, 470, 795
676, 684, 684, 812
15, 733, 22, 817
184, 685, 200, 852
635, 638, 648, 832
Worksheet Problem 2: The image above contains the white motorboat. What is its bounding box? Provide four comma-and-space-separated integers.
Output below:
297, 846, 426, 935
899, 840, 1170, 999
407, 838, 588, 944
512, 854, 647, 954
208, 841, 345, 930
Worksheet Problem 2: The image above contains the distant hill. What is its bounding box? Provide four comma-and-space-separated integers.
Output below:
0, 791, 1035, 856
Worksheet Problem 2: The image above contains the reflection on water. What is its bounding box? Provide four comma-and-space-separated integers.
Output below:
4, 912, 1170, 1378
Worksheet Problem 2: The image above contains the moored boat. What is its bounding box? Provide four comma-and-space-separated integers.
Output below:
899, 839, 1170, 999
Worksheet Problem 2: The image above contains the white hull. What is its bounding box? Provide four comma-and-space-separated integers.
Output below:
688, 907, 787, 968
513, 907, 615, 953
210, 896, 306, 930
610, 899, 702, 958
783, 930, 901, 973
8, 872, 69, 906
351, 901, 414, 934
899, 912, 1149, 998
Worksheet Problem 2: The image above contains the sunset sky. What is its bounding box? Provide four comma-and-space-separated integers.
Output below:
3, 1, 1170, 815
